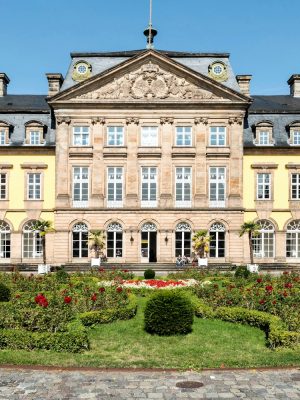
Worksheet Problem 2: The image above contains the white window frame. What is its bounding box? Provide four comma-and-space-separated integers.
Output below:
0, 173, 7, 200
107, 223, 123, 258
72, 223, 89, 258
209, 222, 226, 258
140, 126, 158, 147
209, 167, 226, 207
252, 220, 275, 258
73, 126, 90, 146
292, 130, 300, 145
175, 167, 192, 208
73, 167, 89, 208
107, 167, 123, 208
29, 131, 41, 145
291, 173, 300, 200
175, 126, 192, 146
141, 167, 157, 208
0, 130, 6, 145
27, 173, 41, 200
258, 131, 270, 146
175, 223, 191, 257
257, 173, 271, 200
107, 126, 124, 146
209, 126, 226, 146
22, 220, 43, 259
0, 221, 10, 259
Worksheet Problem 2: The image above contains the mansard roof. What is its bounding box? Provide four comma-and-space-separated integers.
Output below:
0, 95, 49, 113
250, 95, 300, 113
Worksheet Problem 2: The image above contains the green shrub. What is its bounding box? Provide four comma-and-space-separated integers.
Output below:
0, 282, 10, 302
234, 266, 251, 279
144, 269, 156, 279
144, 290, 194, 335
55, 267, 69, 283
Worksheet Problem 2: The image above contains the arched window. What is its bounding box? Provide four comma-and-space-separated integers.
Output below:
0, 221, 11, 258
252, 220, 275, 258
23, 220, 42, 258
72, 223, 88, 258
141, 222, 157, 262
286, 220, 300, 258
175, 223, 191, 257
209, 222, 225, 258
107, 222, 123, 258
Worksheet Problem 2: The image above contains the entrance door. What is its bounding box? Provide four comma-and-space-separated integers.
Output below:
141, 222, 157, 262
149, 231, 157, 262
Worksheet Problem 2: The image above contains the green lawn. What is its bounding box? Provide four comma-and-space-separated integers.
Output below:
1, 297, 300, 369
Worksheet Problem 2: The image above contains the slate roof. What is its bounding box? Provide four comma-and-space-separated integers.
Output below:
0, 95, 49, 113
71, 49, 230, 58
250, 96, 300, 114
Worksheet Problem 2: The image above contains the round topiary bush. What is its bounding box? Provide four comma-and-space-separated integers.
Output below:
234, 265, 250, 279
144, 290, 194, 335
144, 269, 155, 279
0, 282, 11, 302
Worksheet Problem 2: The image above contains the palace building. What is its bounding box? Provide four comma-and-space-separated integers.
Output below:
1, 42, 300, 268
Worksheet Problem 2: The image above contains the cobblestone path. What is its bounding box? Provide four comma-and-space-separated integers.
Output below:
0, 367, 300, 399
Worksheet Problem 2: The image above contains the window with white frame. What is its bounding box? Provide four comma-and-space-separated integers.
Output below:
291, 173, 300, 199
23, 220, 43, 258
73, 126, 89, 146
72, 223, 88, 258
175, 167, 191, 207
252, 220, 274, 258
73, 167, 89, 207
258, 131, 270, 145
209, 126, 226, 146
29, 131, 41, 145
292, 130, 300, 145
257, 173, 271, 200
209, 167, 226, 207
0, 220, 10, 258
209, 222, 225, 258
107, 167, 123, 207
107, 126, 124, 146
107, 222, 123, 258
286, 220, 300, 258
176, 126, 192, 146
175, 222, 191, 257
141, 167, 157, 207
141, 126, 158, 146
0, 174, 7, 200
27, 173, 41, 200
0, 130, 6, 145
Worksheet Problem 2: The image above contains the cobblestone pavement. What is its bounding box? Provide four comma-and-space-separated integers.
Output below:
0, 367, 300, 399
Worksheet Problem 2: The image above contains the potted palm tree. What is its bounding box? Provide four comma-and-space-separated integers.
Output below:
192, 229, 210, 267
30, 220, 55, 274
89, 230, 106, 267
239, 220, 260, 273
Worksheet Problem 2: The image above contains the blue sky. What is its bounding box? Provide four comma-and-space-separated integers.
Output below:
1, 0, 300, 95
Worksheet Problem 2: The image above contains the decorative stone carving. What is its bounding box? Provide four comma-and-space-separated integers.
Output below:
141, 222, 157, 232
228, 116, 243, 125
76, 62, 221, 101
160, 117, 174, 125
176, 223, 191, 232
125, 117, 139, 125
56, 117, 71, 125
91, 117, 106, 125
107, 222, 123, 231
194, 117, 208, 125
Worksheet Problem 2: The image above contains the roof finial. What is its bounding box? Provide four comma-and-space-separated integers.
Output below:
143, 0, 157, 49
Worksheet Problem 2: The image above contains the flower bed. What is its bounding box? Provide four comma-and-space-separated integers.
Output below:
100, 279, 199, 290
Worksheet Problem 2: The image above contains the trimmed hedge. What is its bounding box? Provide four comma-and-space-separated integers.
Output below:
144, 269, 155, 279
144, 290, 194, 335
79, 294, 137, 326
0, 320, 89, 353
194, 299, 300, 348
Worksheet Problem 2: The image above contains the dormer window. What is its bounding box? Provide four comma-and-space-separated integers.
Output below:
287, 122, 300, 146
25, 121, 45, 145
0, 121, 10, 145
30, 131, 41, 145
253, 121, 274, 146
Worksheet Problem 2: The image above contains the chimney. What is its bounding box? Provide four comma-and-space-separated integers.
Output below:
0, 73, 10, 96
288, 75, 300, 98
236, 75, 252, 97
46, 73, 64, 97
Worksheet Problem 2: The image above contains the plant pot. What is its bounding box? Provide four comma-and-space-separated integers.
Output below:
38, 264, 51, 274
91, 258, 101, 267
198, 258, 208, 267
247, 264, 259, 273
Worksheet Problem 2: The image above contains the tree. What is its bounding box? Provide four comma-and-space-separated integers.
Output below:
89, 230, 106, 259
192, 229, 210, 259
239, 221, 260, 265
30, 220, 55, 265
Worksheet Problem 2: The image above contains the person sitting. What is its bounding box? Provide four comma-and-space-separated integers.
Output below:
176, 255, 183, 267
182, 255, 190, 266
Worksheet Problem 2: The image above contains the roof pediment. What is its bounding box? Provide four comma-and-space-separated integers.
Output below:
49, 50, 250, 105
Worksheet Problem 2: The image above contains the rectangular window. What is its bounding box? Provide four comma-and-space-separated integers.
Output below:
258, 131, 269, 145
0, 130, 6, 145
107, 167, 123, 207
291, 173, 300, 199
292, 131, 300, 145
0, 173, 7, 199
175, 167, 191, 207
257, 173, 271, 200
176, 126, 192, 146
209, 127, 226, 146
73, 126, 90, 146
141, 167, 157, 207
27, 173, 41, 200
73, 167, 89, 207
107, 126, 124, 146
29, 131, 41, 145
141, 126, 158, 146
209, 167, 226, 207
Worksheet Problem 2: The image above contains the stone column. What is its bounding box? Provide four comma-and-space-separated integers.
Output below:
91, 118, 105, 207
194, 118, 208, 207
160, 118, 173, 208
228, 116, 244, 208
275, 230, 286, 263
125, 118, 139, 208
55, 117, 71, 207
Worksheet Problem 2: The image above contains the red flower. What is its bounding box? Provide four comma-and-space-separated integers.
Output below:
64, 296, 72, 304
34, 293, 45, 304
265, 285, 273, 292
283, 271, 289, 275
284, 283, 293, 289
257, 278, 263, 283
99, 287, 105, 293
40, 299, 49, 308
15, 294, 21, 299
91, 293, 97, 302
116, 287, 123, 293
98, 268, 105, 272
259, 299, 266, 304
122, 269, 129, 273
272, 300, 277, 305
283, 291, 288, 297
